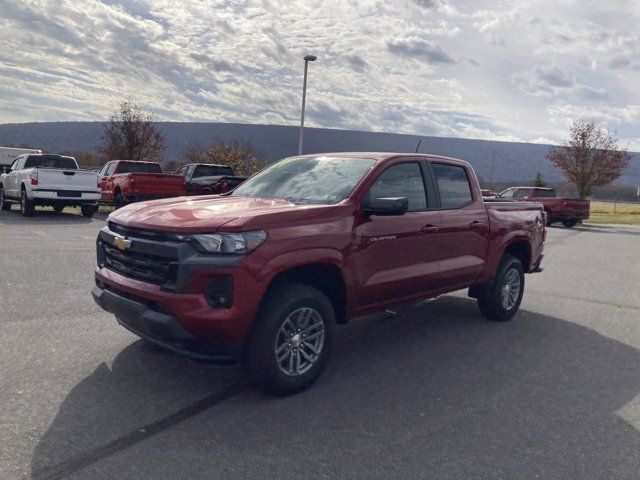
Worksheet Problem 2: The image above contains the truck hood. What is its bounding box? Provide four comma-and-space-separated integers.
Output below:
108, 195, 332, 232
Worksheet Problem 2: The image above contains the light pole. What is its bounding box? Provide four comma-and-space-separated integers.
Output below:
298, 54, 317, 155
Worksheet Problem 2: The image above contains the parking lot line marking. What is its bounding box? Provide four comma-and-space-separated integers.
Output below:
32, 327, 369, 480
32, 381, 249, 480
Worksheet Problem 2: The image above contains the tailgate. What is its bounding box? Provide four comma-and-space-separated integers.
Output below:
129, 173, 185, 195
36, 168, 99, 192
563, 199, 590, 215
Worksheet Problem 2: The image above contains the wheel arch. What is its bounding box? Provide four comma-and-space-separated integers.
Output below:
260, 262, 348, 324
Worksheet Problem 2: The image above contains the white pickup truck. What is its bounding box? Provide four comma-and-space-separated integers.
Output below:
0, 154, 100, 217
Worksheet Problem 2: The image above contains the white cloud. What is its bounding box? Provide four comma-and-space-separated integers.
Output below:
0, 0, 638, 149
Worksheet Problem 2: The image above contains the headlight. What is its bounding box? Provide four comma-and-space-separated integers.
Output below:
190, 230, 267, 254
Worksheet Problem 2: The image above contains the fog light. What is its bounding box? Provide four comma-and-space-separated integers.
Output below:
205, 277, 232, 308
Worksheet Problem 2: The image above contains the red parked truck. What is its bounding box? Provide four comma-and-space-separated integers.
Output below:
496, 186, 589, 227
177, 163, 247, 196
93, 153, 546, 394
98, 160, 185, 207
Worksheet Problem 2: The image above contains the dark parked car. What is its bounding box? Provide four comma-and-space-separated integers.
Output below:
177, 163, 247, 196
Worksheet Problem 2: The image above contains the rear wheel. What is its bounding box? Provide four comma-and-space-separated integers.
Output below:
544, 209, 553, 226
20, 188, 35, 217
0, 186, 10, 211
81, 204, 97, 218
562, 219, 577, 228
53, 205, 64, 214
476, 254, 525, 321
243, 284, 335, 395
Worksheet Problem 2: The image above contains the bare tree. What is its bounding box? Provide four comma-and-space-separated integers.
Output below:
547, 120, 630, 198
177, 138, 264, 176
99, 101, 165, 161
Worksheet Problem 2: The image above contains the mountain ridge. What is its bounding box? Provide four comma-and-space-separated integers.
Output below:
1, 121, 638, 185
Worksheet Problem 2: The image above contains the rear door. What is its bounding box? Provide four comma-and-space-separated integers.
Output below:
430, 162, 490, 288
353, 159, 442, 308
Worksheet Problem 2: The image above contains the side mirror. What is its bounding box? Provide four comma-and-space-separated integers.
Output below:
362, 197, 409, 216
0, 166, 10, 174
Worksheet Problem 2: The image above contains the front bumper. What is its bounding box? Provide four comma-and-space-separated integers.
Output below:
94, 224, 265, 347
92, 283, 241, 362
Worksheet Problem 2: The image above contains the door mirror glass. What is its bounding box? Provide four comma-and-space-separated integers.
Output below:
362, 197, 409, 216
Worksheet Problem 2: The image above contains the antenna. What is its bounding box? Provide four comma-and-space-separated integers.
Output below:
415, 139, 422, 153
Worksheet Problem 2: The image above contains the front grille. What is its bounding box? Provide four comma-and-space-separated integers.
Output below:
108, 221, 174, 242
102, 243, 174, 285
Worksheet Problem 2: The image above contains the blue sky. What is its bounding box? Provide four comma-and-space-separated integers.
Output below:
1, 0, 639, 149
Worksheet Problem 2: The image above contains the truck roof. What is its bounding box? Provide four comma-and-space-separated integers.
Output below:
295, 152, 472, 167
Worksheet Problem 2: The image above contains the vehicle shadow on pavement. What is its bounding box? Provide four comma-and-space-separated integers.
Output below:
31, 296, 640, 480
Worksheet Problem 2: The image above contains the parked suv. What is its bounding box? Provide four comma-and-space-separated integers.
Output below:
93, 153, 545, 394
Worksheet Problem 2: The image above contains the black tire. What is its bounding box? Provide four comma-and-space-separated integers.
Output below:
20, 188, 35, 217
114, 190, 124, 209
562, 219, 577, 228
544, 209, 553, 226
476, 254, 525, 321
0, 186, 10, 211
81, 204, 97, 218
243, 283, 335, 395
201, 188, 212, 195
53, 205, 65, 214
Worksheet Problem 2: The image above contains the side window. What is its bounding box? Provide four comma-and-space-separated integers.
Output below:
366, 162, 427, 212
98, 163, 110, 176
10, 156, 22, 171
500, 188, 515, 199
432, 163, 473, 209
514, 189, 529, 198
532, 189, 555, 198
106, 162, 117, 175
177, 166, 187, 176
187, 165, 196, 178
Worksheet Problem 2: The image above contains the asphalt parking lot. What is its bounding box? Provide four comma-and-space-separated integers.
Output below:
1, 207, 639, 480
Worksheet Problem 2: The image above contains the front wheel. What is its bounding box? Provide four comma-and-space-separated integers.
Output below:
476, 255, 525, 321
81, 204, 97, 218
243, 284, 335, 395
0, 187, 10, 211
562, 219, 577, 228
114, 191, 124, 209
53, 205, 65, 214
20, 189, 35, 217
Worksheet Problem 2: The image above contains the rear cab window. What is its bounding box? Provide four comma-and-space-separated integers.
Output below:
115, 162, 162, 174
532, 189, 556, 198
24, 155, 78, 169
193, 165, 234, 178
431, 163, 473, 208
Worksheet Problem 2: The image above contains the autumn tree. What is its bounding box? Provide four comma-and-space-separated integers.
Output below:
547, 120, 630, 199
176, 138, 264, 176
99, 101, 165, 161
61, 150, 105, 169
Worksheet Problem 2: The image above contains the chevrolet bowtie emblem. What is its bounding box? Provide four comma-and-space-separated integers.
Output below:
114, 235, 132, 251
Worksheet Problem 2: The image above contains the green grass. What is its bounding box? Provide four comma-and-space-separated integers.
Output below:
585, 201, 640, 225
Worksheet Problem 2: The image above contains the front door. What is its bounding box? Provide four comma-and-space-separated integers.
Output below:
352, 161, 442, 310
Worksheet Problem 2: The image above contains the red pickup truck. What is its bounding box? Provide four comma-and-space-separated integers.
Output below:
98, 160, 185, 207
92, 153, 545, 394
496, 187, 589, 227
177, 163, 247, 196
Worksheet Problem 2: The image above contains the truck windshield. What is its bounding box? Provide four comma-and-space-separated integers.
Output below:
194, 165, 234, 177
117, 163, 162, 174
24, 155, 77, 169
232, 156, 375, 205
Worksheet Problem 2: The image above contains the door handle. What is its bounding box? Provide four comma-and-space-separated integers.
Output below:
422, 224, 439, 233
469, 221, 485, 229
